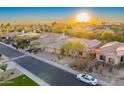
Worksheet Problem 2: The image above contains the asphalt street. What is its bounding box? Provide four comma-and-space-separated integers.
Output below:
0, 43, 99, 86
0, 43, 24, 58
14, 56, 89, 86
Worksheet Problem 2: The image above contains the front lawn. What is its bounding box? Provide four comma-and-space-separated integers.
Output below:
0, 75, 39, 86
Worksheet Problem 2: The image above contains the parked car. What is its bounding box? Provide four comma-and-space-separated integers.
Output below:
77, 73, 98, 85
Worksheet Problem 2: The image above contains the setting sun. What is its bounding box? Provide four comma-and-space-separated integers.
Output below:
76, 13, 89, 23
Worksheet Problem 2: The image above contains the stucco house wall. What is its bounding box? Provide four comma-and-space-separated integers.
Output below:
96, 49, 124, 65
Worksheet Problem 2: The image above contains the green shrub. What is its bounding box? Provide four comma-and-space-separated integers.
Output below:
0, 76, 4, 81
70, 61, 87, 70
116, 61, 124, 69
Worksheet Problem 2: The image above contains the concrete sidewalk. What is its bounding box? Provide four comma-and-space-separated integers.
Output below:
2, 54, 49, 86
10, 62, 49, 86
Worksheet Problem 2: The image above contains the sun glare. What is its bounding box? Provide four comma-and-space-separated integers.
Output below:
76, 13, 90, 23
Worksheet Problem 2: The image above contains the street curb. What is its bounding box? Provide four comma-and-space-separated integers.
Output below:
0, 42, 49, 86
0, 42, 80, 75
0, 42, 113, 86
10, 62, 50, 86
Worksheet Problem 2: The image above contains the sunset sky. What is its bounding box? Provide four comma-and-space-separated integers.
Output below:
0, 7, 124, 24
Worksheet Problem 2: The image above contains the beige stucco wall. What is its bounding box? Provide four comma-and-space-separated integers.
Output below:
96, 53, 102, 62
96, 53, 119, 65
117, 51, 124, 56
114, 57, 120, 65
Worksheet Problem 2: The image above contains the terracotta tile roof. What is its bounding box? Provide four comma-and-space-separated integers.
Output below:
97, 41, 124, 56
37, 32, 101, 50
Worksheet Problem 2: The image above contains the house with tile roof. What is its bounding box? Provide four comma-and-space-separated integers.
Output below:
96, 41, 124, 65
43, 33, 101, 55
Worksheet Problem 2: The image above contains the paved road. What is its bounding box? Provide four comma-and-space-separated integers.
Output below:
0, 43, 24, 58
14, 56, 89, 86
0, 43, 98, 86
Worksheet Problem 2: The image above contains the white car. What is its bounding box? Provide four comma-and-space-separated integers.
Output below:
77, 73, 98, 85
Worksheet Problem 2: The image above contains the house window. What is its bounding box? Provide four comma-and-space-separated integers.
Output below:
120, 56, 124, 62
99, 55, 105, 61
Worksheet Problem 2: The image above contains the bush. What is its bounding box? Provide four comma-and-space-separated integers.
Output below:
70, 61, 87, 70
116, 61, 124, 69
0, 76, 4, 81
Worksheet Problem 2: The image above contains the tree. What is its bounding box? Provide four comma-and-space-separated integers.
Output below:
61, 38, 86, 57
35, 29, 43, 33
29, 40, 40, 48
112, 34, 124, 42
101, 31, 115, 41
52, 25, 64, 33
62, 25, 72, 35
23, 26, 30, 32
51, 21, 57, 26
0, 23, 4, 28
6, 23, 11, 27
15, 26, 22, 32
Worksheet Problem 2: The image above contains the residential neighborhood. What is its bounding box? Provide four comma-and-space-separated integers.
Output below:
0, 7, 124, 86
